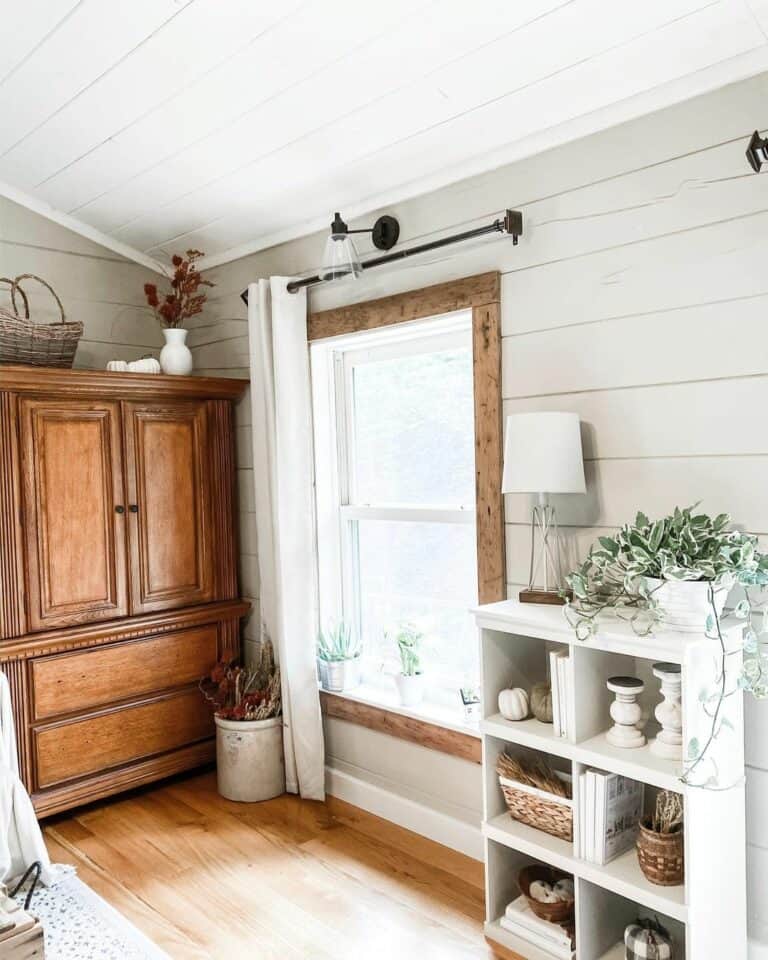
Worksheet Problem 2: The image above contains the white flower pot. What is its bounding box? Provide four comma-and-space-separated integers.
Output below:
159, 327, 193, 375
319, 656, 361, 692
215, 715, 285, 802
395, 673, 424, 707
644, 577, 728, 633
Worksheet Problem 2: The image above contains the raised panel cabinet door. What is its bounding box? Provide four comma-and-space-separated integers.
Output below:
123, 401, 214, 613
19, 399, 128, 630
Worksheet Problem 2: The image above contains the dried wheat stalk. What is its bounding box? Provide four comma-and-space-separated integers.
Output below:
651, 790, 684, 834
496, 752, 571, 798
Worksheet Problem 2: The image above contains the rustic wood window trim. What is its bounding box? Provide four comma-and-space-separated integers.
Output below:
309, 272, 504, 762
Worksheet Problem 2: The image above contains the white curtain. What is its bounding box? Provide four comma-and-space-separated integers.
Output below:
247, 278, 325, 800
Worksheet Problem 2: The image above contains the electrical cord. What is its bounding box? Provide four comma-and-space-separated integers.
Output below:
9, 861, 42, 911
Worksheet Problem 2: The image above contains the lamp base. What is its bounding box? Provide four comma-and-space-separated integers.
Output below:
519, 589, 569, 606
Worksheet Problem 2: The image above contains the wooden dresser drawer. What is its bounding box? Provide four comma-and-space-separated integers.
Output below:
34, 688, 213, 788
31, 625, 218, 721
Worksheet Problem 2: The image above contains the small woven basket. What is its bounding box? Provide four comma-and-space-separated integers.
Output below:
0, 274, 82, 368
636, 819, 684, 886
517, 865, 575, 924
499, 771, 573, 842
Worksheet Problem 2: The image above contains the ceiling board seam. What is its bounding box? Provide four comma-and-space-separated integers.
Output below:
133, 0, 726, 251
65, 0, 440, 219
35, 0, 310, 191
0, 0, 196, 161
0, 0, 84, 90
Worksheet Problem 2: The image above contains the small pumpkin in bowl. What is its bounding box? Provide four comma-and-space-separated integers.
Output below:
531, 681, 553, 723
498, 687, 529, 721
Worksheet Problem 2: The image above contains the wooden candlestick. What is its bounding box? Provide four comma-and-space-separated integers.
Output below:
651, 662, 683, 760
606, 676, 646, 749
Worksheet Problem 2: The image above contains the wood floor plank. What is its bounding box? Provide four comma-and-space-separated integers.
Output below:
43, 771, 503, 960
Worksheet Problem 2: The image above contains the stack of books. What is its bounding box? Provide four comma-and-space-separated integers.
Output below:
576, 768, 644, 864
500, 896, 575, 958
549, 648, 571, 738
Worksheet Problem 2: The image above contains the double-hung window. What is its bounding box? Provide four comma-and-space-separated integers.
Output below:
311, 311, 479, 722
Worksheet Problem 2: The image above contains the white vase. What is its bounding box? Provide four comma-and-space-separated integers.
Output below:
395, 673, 424, 707
215, 715, 285, 802
159, 327, 193, 375
644, 577, 727, 632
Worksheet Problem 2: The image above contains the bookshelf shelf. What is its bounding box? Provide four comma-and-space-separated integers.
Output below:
483, 811, 687, 922
596, 946, 623, 960
476, 599, 747, 960
482, 715, 682, 792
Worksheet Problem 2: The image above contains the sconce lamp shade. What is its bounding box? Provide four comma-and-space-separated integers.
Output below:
502, 412, 586, 494
319, 233, 362, 281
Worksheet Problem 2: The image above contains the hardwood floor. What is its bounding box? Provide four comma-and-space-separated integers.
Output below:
44, 770, 510, 960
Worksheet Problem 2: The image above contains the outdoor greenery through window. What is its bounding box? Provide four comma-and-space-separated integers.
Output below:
311, 312, 480, 725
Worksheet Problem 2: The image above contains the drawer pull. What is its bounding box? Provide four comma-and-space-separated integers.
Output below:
114, 505, 125, 514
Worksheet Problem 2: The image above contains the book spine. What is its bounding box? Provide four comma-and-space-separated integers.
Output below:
499, 917, 572, 958
550, 650, 561, 738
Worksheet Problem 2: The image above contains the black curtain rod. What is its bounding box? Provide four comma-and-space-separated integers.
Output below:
240, 209, 522, 305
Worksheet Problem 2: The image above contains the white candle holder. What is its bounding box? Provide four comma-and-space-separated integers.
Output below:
651, 662, 683, 760
606, 676, 646, 749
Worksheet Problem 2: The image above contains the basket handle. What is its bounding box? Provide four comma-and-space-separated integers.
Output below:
0, 277, 30, 319
13, 274, 66, 324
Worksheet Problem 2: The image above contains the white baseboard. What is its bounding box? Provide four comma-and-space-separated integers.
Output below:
325, 764, 483, 861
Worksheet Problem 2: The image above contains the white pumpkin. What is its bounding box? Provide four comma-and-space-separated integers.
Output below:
128, 357, 161, 374
529, 880, 554, 903
553, 879, 574, 902
498, 687, 529, 721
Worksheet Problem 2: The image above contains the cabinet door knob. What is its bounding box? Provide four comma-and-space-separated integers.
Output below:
115, 505, 125, 514
129, 504, 139, 513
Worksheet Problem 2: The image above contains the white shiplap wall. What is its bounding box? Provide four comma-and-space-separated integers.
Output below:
190, 71, 768, 949
0, 197, 164, 369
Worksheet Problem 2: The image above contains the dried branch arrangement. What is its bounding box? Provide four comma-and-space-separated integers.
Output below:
143, 250, 214, 328
649, 790, 684, 834
200, 638, 282, 721
496, 752, 571, 799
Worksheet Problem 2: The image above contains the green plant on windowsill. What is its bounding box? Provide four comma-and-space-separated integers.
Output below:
393, 624, 425, 707
563, 505, 768, 787
316, 620, 362, 694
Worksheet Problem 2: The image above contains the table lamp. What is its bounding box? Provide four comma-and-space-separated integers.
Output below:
502, 412, 586, 604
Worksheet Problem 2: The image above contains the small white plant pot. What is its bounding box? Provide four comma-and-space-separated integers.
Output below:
160, 327, 193, 375
644, 577, 727, 632
215, 715, 285, 803
396, 673, 424, 707
320, 656, 362, 693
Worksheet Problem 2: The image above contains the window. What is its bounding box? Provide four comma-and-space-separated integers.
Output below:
311, 312, 479, 723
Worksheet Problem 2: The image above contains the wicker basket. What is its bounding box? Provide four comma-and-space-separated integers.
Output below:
517, 865, 575, 924
499, 770, 573, 841
636, 819, 684, 886
0, 274, 82, 368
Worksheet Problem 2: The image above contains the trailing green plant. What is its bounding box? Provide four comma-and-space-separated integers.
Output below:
395, 624, 423, 677
316, 620, 361, 662
564, 505, 768, 787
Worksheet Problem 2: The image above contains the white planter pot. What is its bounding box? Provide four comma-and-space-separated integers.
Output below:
395, 673, 424, 707
159, 327, 193, 375
319, 656, 361, 692
215, 715, 285, 802
644, 577, 727, 633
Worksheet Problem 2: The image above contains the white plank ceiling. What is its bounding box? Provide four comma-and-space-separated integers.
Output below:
3, 0, 768, 272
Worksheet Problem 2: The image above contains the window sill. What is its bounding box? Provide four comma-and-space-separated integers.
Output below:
319, 684, 481, 764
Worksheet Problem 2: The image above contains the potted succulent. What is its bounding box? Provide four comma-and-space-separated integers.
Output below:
565, 505, 768, 785
316, 620, 362, 692
395, 624, 424, 707
143, 249, 214, 375
200, 637, 284, 802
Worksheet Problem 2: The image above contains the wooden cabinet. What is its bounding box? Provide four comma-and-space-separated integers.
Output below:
124, 401, 214, 614
0, 365, 248, 817
19, 398, 128, 631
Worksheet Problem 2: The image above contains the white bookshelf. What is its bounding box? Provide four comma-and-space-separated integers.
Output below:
475, 600, 747, 960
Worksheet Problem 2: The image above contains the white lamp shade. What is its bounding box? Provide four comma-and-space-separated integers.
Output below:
502, 412, 586, 494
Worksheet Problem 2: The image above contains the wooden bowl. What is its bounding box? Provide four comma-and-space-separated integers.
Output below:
517, 865, 575, 924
